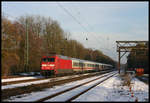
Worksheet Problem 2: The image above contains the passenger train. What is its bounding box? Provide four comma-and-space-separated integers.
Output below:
40, 54, 113, 76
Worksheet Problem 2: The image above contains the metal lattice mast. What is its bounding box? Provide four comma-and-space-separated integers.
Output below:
24, 19, 29, 72
116, 41, 148, 74
26, 19, 29, 72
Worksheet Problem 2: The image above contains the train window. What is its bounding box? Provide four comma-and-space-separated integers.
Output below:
88, 64, 90, 67
48, 58, 55, 62
73, 62, 79, 67
42, 58, 47, 62
42, 58, 55, 62
79, 63, 84, 67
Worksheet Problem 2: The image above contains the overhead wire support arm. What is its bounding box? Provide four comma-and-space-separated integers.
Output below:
116, 41, 148, 74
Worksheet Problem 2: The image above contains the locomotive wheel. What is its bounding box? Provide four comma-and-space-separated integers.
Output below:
40, 70, 55, 78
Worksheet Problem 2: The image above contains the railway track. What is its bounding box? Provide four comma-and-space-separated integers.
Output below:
35, 72, 117, 102
136, 76, 149, 84
2, 70, 113, 89
2, 69, 113, 83
2, 73, 91, 86
2, 70, 115, 100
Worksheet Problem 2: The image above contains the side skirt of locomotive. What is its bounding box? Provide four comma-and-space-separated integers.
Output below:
40, 70, 55, 77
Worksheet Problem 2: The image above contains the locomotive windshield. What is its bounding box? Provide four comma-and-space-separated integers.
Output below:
42, 58, 55, 62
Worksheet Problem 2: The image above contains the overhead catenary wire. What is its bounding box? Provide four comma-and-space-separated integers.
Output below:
57, 2, 107, 48
57, 3, 103, 40
66, 4, 106, 40
57, 3, 103, 42
72, 8, 112, 51
57, 2, 89, 37
57, 3, 114, 53
72, 10, 114, 58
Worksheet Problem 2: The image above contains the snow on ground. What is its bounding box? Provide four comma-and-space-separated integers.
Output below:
1, 72, 92, 83
45, 73, 116, 102
4, 71, 148, 102
18, 72, 40, 76
74, 74, 149, 102
1, 72, 105, 83
2, 72, 98, 90
3, 72, 115, 102
2, 76, 43, 83
2, 79, 51, 90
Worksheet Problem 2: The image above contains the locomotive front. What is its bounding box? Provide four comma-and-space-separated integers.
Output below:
40, 56, 56, 76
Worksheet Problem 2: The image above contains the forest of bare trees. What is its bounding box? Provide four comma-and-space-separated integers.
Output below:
2, 15, 116, 76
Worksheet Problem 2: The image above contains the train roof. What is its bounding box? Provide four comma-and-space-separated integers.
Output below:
57, 55, 112, 66
45, 54, 112, 66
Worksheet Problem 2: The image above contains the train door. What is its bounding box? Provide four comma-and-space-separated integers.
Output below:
79, 62, 84, 73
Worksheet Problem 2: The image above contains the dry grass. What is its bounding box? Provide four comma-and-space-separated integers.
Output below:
119, 73, 132, 87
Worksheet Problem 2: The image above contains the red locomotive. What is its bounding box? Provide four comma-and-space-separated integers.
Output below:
40, 54, 113, 76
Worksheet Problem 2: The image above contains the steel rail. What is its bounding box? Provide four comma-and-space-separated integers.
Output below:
35, 72, 115, 102
66, 73, 117, 102
2, 71, 108, 86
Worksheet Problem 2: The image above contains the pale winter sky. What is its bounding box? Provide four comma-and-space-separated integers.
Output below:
2, 1, 148, 64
